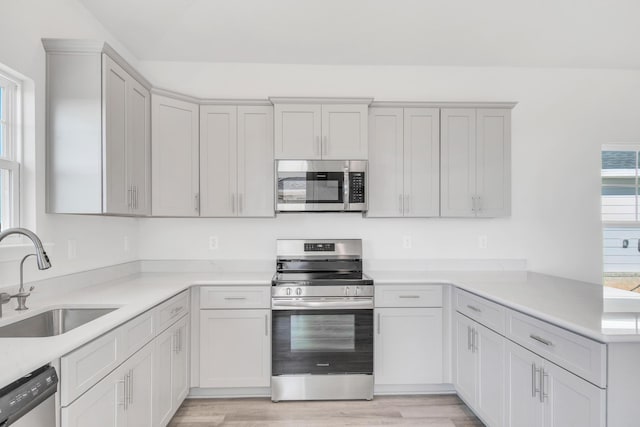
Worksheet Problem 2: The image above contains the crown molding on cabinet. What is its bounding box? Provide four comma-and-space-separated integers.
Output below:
42, 38, 152, 90
269, 97, 374, 105
152, 87, 271, 106
370, 101, 518, 109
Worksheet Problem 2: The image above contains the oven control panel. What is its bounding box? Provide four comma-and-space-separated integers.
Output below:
272, 285, 374, 298
304, 243, 335, 252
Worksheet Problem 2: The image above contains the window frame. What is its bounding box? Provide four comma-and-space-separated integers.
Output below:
0, 72, 21, 231
601, 144, 640, 226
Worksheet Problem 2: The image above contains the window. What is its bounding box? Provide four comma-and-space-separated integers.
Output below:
601, 147, 640, 222
0, 73, 20, 231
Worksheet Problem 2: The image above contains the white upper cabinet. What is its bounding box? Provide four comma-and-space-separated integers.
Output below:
200, 105, 237, 217
368, 106, 439, 217
151, 94, 200, 217
441, 107, 511, 217
273, 103, 321, 159
44, 40, 151, 215
200, 104, 274, 217
272, 98, 371, 160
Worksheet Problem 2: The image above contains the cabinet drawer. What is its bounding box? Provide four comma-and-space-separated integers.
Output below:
375, 285, 442, 308
60, 329, 120, 406
200, 286, 271, 309
506, 310, 606, 387
455, 289, 506, 334
156, 290, 190, 333
120, 310, 154, 360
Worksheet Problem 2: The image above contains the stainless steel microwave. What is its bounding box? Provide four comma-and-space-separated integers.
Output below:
276, 160, 367, 212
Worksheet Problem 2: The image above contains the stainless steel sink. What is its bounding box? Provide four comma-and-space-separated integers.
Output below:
0, 307, 118, 338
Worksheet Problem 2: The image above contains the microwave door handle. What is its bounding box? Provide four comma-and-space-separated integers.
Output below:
344, 167, 349, 211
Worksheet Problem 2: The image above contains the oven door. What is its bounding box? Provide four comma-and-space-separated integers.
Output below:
272, 307, 373, 375
277, 171, 346, 211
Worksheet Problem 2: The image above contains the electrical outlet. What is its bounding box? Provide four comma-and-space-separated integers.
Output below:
67, 239, 77, 260
123, 236, 130, 252
209, 236, 219, 250
403, 236, 412, 249
478, 235, 488, 249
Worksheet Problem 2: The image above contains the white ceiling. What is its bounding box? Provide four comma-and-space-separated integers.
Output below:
77, 0, 640, 68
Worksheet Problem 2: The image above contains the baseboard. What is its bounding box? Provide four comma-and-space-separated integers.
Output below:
374, 383, 456, 395
188, 387, 271, 398
188, 384, 456, 399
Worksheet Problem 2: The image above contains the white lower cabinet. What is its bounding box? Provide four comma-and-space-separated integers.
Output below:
62, 342, 153, 427
505, 340, 605, 427
199, 309, 271, 388
153, 315, 190, 426
454, 312, 505, 427
374, 307, 443, 385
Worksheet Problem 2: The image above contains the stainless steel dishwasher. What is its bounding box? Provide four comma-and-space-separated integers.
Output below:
0, 365, 58, 427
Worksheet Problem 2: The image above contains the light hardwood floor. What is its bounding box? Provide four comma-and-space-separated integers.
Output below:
168, 395, 485, 426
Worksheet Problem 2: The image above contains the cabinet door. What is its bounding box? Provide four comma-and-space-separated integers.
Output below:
199, 309, 271, 388
505, 340, 544, 427
476, 323, 506, 427
404, 108, 440, 217
274, 104, 321, 159
151, 95, 200, 217
374, 308, 443, 385
127, 78, 151, 216
200, 105, 238, 216
476, 109, 511, 217
454, 313, 477, 405
321, 104, 368, 160
367, 108, 404, 217
153, 325, 174, 427
125, 344, 154, 427
172, 316, 190, 409
237, 106, 274, 217
102, 54, 129, 215
542, 361, 605, 427
440, 108, 476, 217
61, 364, 125, 427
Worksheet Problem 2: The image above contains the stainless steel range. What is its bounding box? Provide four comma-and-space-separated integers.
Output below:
271, 239, 374, 402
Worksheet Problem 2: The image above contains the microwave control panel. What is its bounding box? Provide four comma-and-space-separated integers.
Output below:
349, 172, 366, 204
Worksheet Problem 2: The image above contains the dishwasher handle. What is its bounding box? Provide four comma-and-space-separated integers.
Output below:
0, 365, 58, 426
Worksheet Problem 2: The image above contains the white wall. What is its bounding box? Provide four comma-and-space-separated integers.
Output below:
0, 0, 141, 287
137, 62, 640, 283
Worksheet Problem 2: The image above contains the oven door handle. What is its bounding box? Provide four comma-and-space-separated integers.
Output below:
272, 298, 374, 310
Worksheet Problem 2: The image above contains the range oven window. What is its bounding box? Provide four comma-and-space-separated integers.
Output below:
290, 314, 355, 352
272, 309, 373, 376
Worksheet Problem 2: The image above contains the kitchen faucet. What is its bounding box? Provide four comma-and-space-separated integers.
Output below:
0, 228, 52, 317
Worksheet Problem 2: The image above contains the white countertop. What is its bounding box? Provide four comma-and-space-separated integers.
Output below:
0, 272, 272, 390
369, 270, 640, 343
2, 268, 640, 390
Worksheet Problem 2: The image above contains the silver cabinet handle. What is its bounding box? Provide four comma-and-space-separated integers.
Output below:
178, 328, 182, 352
231, 193, 236, 214
399, 194, 403, 214
398, 295, 420, 299
377, 313, 381, 334
316, 363, 330, 367
224, 297, 247, 301
477, 196, 482, 213
530, 334, 553, 347
316, 136, 321, 155
472, 328, 477, 353
239, 193, 243, 214
171, 306, 184, 315
531, 363, 540, 398
118, 377, 128, 410
540, 368, 548, 403
323, 135, 328, 155
467, 326, 472, 351
173, 330, 178, 353
128, 186, 133, 209
194, 193, 200, 212
467, 305, 482, 313
128, 370, 133, 405
264, 314, 269, 336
